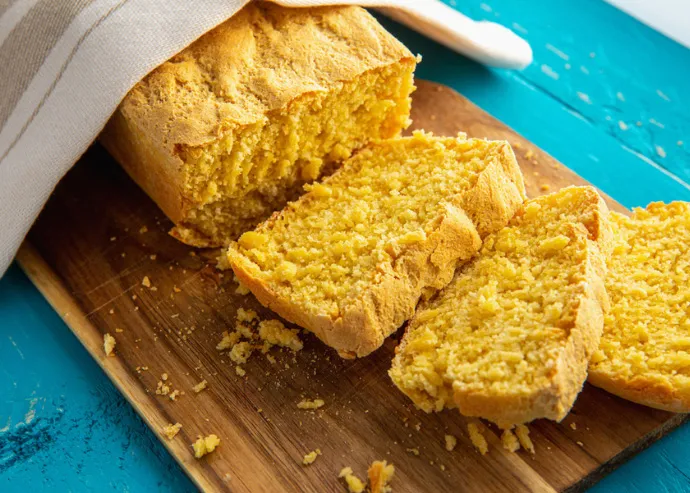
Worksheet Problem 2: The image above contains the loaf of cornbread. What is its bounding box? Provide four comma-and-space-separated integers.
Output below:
589, 202, 690, 412
227, 132, 526, 358
390, 186, 613, 426
100, 2, 417, 247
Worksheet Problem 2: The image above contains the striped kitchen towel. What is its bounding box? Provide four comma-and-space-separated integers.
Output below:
0, 0, 530, 277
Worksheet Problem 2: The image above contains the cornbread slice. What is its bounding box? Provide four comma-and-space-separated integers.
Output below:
227, 132, 526, 357
390, 186, 612, 426
589, 202, 690, 412
101, 3, 416, 247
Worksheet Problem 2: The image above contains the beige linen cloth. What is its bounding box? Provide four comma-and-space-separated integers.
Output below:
0, 0, 530, 276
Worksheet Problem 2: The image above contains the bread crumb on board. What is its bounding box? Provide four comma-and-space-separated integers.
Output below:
501, 428, 520, 452
467, 422, 488, 455
193, 380, 208, 393
216, 308, 303, 373
339, 467, 365, 493
368, 460, 395, 493
444, 434, 457, 451
193, 434, 220, 458
259, 319, 303, 352
169, 389, 181, 401
406, 447, 420, 456
570, 422, 577, 431
515, 424, 535, 454
163, 423, 182, 440
297, 398, 325, 410
230, 341, 253, 364
302, 449, 321, 465
103, 333, 116, 356
235, 366, 246, 377
141, 276, 151, 288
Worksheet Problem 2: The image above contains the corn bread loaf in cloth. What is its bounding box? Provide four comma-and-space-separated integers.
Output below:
226, 132, 526, 358
589, 202, 690, 412
390, 186, 613, 427
100, 2, 417, 247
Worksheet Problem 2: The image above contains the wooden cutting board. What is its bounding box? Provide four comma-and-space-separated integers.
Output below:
17, 81, 688, 493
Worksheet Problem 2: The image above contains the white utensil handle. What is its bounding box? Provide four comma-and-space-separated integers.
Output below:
377, 1, 532, 69
271, 0, 533, 69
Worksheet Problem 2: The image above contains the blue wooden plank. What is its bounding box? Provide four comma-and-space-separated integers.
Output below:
1, 1, 689, 491
0, 265, 193, 492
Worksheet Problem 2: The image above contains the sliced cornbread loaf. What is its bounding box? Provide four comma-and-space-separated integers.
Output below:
227, 132, 526, 358
390, 186, 613, 426
589, 202, 690, 412
100, 2, 416, 247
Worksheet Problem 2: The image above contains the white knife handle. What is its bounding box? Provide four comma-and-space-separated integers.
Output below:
377, 1, 532, 69
271, 0, 533, 70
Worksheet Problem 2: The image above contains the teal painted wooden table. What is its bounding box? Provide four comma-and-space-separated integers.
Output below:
1, 0, 689, 491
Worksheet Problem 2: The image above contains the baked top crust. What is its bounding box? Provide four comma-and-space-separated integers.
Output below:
118, 2, 414, 151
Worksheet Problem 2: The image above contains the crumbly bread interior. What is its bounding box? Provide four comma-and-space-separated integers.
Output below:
589, 203, 690, 411
390, 186, 611, 424
173, 62, 416, 245
231, 132, 516, 319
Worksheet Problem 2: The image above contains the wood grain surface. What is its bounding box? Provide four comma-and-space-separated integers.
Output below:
17, 81, 687, 493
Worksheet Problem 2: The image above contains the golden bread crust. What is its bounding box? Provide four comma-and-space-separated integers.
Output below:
391, 186, 612, 426
588, 203, 690, 412
100, 2, 415, 244
228, 136, 526, 358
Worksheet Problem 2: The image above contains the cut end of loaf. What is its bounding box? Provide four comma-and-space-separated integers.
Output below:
390, 186, 612, 425
175, 61, 417, 246
589, 202, 690, 412
227, 132, 526, 357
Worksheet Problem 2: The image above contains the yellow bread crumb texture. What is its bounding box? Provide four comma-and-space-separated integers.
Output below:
339, 467, 365, 493
444, 434, 457, 451
467, 422, 488, 455
302, 449, 321, 466
103, 333, 116, 356
230, 133, 515, 320
193, 434, 220, 459
192, 380, 208, 393
501, 428, 520, 452
163, 423, 182, 440
390, 186, 610, 424
297, 398, 325, 410
589, 202, 690, 411
368, 460, 395, 493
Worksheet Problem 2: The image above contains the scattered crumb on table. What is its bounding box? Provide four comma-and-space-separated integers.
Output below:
230, 341, 253, 364
368, 460, 394, 493
467, 422, 488, 455
169, 389, 181, 401
516, 424, 535, 454
163, 422, 182, 440
193, 434, 220, 458
297, 398, 325, 410
406, 447, 420, 456
339, 466, 365, 493
235, 366, 246, 377
193, 380, 208, 393
444, 434, 457, 452
103, 333, 116, 356
302, 448, 321, 465
501, 428, 520, 452
139, 226, 148, 234
141, 276, 151, 288
570, 422, 577, 431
